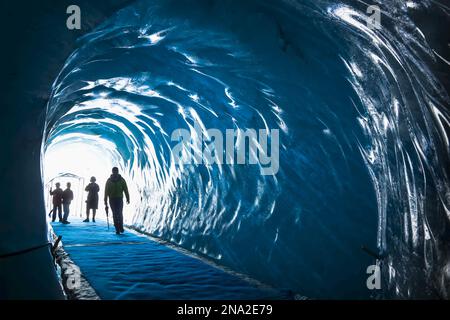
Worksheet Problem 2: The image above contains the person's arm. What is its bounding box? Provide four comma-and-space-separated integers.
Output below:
70, 190, 74, 201
85, 184, 90, 192
122, 179, 130, 204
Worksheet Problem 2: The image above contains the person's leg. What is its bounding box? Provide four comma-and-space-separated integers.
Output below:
109, 199, 120, 233
92, 209, 96, 222
63, 204, 70, 222
84, 205, 90, 222
51, 205, 57, 222
62, 204, 66, 221
117, 198, 124, 233
57, 205, 62, 222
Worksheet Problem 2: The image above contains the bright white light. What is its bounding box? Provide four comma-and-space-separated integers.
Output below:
43, 137, 117, 219
44, 142, 113, 183
139, 29, 171, 45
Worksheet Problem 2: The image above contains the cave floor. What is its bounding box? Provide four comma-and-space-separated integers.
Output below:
52, 218, 281, 299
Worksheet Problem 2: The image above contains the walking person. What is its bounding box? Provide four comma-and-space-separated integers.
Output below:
104, 167, 130, 234
50, 182, 63, 222
84, 176, 100, 222
62, 182, 74, 224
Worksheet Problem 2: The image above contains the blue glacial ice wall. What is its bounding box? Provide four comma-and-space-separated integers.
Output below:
44, 0, 450, 298
0, 0, 138, 299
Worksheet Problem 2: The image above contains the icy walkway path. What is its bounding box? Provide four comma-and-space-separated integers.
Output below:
52, 218, 280, 300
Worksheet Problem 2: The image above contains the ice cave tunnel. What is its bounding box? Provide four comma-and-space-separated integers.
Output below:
1, 0, 449, 299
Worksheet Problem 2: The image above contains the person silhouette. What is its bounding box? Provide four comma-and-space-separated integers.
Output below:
62, 182, 74, 224
104, 167, 130, 234
49, 182, 63, 222
84, 176, 100, 222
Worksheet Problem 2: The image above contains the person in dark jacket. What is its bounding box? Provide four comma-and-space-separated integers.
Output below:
62, 182, 74, 224
84, 176, 100, 222
50, 182, 63, 222
104, 167, 130, 234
